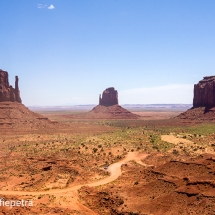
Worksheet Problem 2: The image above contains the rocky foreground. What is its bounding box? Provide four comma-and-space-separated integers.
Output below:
79, 153, 215, 215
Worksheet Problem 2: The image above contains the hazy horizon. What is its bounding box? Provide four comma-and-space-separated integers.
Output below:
28, 103, 192, 107
28, 103, 192, 113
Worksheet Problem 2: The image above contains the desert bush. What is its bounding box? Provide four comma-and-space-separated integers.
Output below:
119, 199, 124, 205
93, 148, 98, 153
172, 149, 179, 155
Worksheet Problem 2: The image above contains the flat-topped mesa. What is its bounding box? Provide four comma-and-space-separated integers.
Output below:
99, 87, 118, 106
0, 69, 22, 103
193, 76, 215, 109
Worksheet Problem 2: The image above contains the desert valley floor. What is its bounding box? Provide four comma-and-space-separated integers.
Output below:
0, 106, 214, 215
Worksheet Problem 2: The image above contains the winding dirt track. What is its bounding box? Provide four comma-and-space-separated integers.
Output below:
0, 152, 149, 196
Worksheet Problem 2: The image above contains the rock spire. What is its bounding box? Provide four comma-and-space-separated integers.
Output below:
0, 69, 22, 103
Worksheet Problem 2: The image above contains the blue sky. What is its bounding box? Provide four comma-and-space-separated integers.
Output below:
1, 0, 215, 106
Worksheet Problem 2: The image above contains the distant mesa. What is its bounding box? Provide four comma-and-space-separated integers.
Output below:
89, 87, 139, 119
0, 69, 58, 131
176, 76, 215, 121
99, 87, 118, 106
0, 69, 22, 103
63, 87, 140, 119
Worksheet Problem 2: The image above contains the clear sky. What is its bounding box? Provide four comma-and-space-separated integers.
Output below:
1, 0, 215, 106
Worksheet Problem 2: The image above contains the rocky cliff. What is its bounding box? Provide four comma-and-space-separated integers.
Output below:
176, 76, 215, 121
0, 69, 22, 103
193, 76, 215, 109
99, 87, 118, 106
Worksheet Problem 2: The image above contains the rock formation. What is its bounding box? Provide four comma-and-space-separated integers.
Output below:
176, 76, 215, 121
67, 87, 139, 119
0, 69, 60, 131
99, 87, 118, 106
193, 76, 215, 109
0, 69, 22, 103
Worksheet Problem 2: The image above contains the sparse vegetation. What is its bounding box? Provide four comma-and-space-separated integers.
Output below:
0, 113, 214, 214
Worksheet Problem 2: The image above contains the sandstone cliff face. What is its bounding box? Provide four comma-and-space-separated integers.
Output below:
0, 69, 22, 103
193, 76, 215, 109
99, 87, 118, 106
176, 76, 215, 121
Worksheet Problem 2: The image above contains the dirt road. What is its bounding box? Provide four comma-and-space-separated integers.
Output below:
0, 152, 149, 196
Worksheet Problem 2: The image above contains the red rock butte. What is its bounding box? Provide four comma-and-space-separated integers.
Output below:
193, 76, 215, 109
99, 87, 118, 106
176, 76, 215, 121
89, 87, 139, 119
0, 69, 22, 103
63, 87, 140, 119
0, 69, 58, 132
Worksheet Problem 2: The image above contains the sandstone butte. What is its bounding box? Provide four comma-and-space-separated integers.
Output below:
99, 87, 118, 106
62, 87, 140, 119
193, 76, 215, 109
0, 69, 58, 132
176, 76, 215, 121
89, 87, 139, 119
0, 69, 22, 103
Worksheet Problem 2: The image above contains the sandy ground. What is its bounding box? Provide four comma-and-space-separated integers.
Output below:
0, 152, 149, 214
161, 134, 193, 144
133, 111, 181, 120
0, 105, 215, 214
0, 152, 149, 196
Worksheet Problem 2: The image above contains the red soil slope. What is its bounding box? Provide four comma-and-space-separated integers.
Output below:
176, 107, 215, 122
0, 102, 58, 132
62, 104, 140, 119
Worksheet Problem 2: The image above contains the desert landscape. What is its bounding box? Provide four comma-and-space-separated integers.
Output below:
0, 70, 214, 215
1, 2, 215, 214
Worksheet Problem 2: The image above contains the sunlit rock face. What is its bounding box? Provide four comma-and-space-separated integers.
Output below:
0, 69, 22, 103
193, 76, 215, 109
